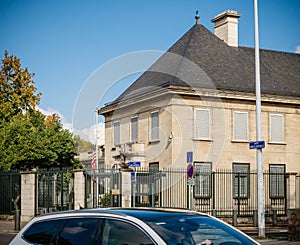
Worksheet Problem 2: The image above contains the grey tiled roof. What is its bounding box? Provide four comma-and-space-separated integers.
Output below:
114, 23, 300, 103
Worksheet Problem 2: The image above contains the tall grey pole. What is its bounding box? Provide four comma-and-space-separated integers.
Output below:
254, 0, 265, 238
95, 109, 99, 207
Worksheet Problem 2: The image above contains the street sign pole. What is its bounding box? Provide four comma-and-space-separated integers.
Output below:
254, 0, 265, 238
95, 109, 99, 208
186, 152, 194, 210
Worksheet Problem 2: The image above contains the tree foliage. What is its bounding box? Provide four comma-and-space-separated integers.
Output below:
0, 51, 79, 170
73, 135, 94, 153
0, 51, 40, 122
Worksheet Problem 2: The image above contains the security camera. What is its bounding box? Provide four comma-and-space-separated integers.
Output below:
169, 132, 173, 141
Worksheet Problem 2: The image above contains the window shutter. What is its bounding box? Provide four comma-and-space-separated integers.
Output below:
150, 111, 159, 141
194, 109, 210, 139
270, 114, 284, 142
233, 111, 248, 141
113, 121, 120, 146
131, 116, 138, 143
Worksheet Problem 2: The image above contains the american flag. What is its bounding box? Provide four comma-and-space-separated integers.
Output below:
91, 145, 97, 169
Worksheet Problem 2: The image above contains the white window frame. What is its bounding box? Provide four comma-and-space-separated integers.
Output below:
113, 120, 120, 146
150, 111, 159, 142
233, 163, 250, 199
269, 114, 284, 143
233, 111, 248, 142
269, 164, 285, 199
194, 108, 211, 140
194, 162, 212, 198
130, 115, 138, 143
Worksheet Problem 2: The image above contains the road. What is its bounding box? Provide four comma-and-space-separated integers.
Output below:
0, 232, 17, 244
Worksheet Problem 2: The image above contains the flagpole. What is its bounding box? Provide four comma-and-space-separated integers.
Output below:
95, 109, 99, 207
254, 0, 265, 238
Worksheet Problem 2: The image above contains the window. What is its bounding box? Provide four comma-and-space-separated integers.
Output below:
194, 108, 210, 140
146, 215, 253, 244
23, 219, 66, 244
270, 114, 284, 143
269, 164, 285, 199
233, 111, 248, 141
150, 111, 159, 141
149, 162, 159, 172
113, 121, 120, 146
103, 219, 154, 245
57, 218, 100, 245
194, 162, 212, 198
233, 163, 250, 199
131, 116, 138, 143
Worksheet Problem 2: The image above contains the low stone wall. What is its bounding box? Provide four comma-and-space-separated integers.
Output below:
288, 209, 300, 241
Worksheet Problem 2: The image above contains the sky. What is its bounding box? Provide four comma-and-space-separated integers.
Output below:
0, 0, 299, 142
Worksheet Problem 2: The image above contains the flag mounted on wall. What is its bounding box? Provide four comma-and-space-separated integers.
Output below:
91, 145, 97, 169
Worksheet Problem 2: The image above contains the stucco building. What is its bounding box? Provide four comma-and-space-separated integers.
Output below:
99, 10, 300, 210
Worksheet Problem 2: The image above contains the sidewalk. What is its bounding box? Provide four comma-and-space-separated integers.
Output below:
0, 220, 19, 233
257, 239, 300, 244
238, 226, 300, 244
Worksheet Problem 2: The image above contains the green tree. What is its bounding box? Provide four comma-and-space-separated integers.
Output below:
0, 51, 40, 122
73, 135, 94, 153
0, 51, 80, 170
0, 111, 80, 170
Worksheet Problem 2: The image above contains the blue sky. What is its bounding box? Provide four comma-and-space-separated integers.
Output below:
0, 0, 299, 141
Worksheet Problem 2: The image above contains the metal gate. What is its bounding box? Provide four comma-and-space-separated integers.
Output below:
36, 169, 74, 214
132, 171, 160, 207
84, 168, 122, 208
0, 170, 21, 214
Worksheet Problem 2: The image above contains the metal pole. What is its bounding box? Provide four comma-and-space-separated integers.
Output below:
95, 109, 99, 207
254, 0, 265, 238
14, 209, 20, 231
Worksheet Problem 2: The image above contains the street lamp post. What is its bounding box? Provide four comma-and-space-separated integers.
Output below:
254, 0, 265, 238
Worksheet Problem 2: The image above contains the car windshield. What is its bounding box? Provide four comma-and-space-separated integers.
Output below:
144, 214, 254, 245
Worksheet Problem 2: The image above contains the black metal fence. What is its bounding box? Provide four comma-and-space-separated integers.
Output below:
36, 168, 74, 214
131, 168, 287, 220
0, 167, 289, 224
0, 170, 21, 214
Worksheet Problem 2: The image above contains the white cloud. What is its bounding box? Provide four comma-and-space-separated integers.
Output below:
37, 107, 105, 144
37, 107, 73, 131
296, 46, 300, 54
74, 123, 105, 145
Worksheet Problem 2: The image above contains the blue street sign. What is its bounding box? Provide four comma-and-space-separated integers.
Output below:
249, 141, 265, 149
187, 152, 193, 163
128, 161, 141, 167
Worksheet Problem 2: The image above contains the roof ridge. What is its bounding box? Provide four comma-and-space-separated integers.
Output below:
239, 46, 300, 56
170, 24, 198, 85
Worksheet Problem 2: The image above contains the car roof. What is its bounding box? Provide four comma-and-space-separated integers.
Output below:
38, 207, 209, 221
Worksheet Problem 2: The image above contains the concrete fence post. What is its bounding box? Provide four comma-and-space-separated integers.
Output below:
21, 172, 36, 223
73, 170, 85, 210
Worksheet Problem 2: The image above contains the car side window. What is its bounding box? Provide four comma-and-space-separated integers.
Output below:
57, 218, 100, 245
102, 219, 154, 245
23, 219, 65, 244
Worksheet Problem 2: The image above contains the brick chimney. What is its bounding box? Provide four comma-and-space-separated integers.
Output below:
211, 10, 241, 47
